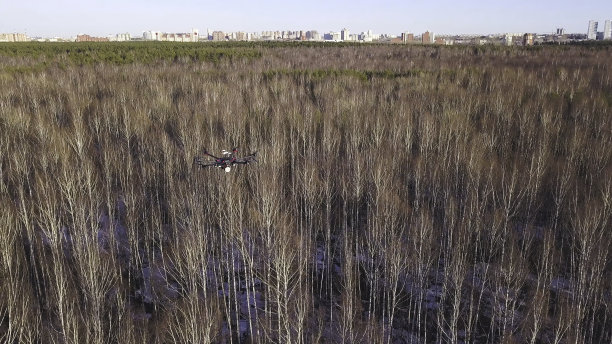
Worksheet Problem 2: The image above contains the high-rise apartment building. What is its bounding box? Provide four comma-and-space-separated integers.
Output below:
76, 34, 109, 42
422, 31, 434, 44
401, 32, 414, 43
587, 20, 598, 40
341, 28, 350, 41
115, 33, 131, 41
212, 31, 225, 41
235, 32, 247, 41
143, 29, 198, 42
604, 20, 612, 40
306, 30, 320, 40
0, 33, 29, 42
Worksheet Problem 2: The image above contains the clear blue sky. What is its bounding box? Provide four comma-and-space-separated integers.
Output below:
2, 0, 610, 37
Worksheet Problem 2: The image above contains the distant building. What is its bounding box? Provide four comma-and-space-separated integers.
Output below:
143, 31, 159, 40
422, 31, 434, 44
401, 32, 414, 43
604, 20, 612, 40
523, 33, 534, 46
306, 30, 320, 40
212, 31, 225, 41
325, 32, 340, 41
76, 34, 109, 42
116, 33, 131, 41
587, 20, 598, 40
260, 31, 273, 40
556, 28, 565, 35
341, 28, 350, 41
0, 33, 29, 42
502, 33, 524, 46
143, 29, 198, 42
359, 30, 375, 42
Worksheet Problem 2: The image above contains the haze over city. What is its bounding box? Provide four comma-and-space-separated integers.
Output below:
2, 0, 612, 38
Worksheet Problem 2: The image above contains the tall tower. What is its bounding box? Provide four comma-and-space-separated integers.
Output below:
587, 20, 598, 40
604, 20, 612, 40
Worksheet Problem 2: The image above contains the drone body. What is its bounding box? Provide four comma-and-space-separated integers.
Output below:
194, 148, 257, 172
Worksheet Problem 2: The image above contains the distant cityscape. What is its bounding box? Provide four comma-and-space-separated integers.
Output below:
1, 20, 611, 46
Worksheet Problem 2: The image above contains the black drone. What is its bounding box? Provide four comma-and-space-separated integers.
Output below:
193, 148, 257, 172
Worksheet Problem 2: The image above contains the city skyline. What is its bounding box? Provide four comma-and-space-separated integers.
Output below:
2, 0, 612, 38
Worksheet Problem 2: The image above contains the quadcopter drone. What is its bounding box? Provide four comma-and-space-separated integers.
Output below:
193, 148, 257, 172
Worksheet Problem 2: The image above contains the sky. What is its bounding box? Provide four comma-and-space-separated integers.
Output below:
1, 0, 611, 38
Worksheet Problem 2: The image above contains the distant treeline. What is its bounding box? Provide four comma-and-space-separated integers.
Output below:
0, 42, 264, 65
1, 40, 611, 67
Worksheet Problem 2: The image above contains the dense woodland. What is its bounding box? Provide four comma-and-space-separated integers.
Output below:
0, 42, 611, 343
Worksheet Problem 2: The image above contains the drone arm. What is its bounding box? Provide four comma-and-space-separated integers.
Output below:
193, 157, 216, 168
202, 150, 220, 159
234, 154, 257, 164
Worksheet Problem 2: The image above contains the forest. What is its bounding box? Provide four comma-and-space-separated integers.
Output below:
0, 42, 611, 343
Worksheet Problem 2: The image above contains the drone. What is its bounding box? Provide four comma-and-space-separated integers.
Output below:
193, 148, 257, 172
